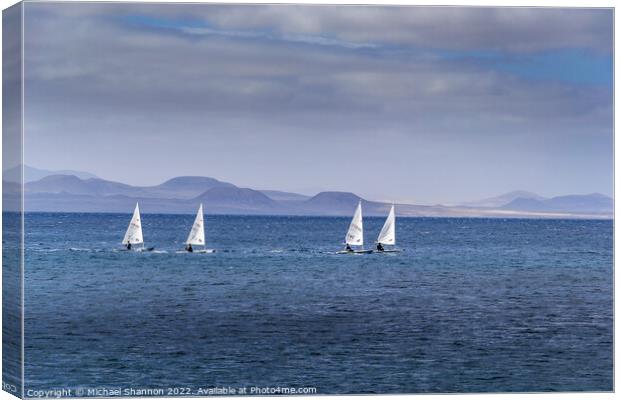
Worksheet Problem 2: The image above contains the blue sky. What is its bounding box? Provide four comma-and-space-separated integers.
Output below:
22, 4, 613, 204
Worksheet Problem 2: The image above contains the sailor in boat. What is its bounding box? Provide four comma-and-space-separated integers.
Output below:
126, 242, 132, 250
344, 244, 354, 252
376, 242, 385, 252
186, 244, 193, 253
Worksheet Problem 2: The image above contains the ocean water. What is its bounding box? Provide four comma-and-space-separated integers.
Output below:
18, 213, 612, 394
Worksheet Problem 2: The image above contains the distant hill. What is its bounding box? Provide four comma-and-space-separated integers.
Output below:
2, 180, 21, 211
3, 165, 99, 183
260, 190, 310, 201
300, 192, 394, 216
26, 174, 136, 196
303, 192, 365, 215
194, 187, 278, 210
502, 193, 613, 213
3, 172, 611, 218
25, 174, 235, 199
463, 190, 545, 208
140, 176, 235, 199
305, 191, 361, 208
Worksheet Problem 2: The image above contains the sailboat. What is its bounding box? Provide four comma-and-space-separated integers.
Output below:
181, 204, 215, 253
376, 204, 402, 253
337, 200, 373, 254
122, 202, 154, 251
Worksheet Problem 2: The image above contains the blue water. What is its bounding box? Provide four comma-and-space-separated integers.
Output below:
21, 213, 612, 394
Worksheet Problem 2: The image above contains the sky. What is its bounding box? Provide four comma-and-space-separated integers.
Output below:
22, 3, 613, 204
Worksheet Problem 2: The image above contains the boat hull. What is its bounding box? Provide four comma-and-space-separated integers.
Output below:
336, 249, 373, 254
121, 247, 155, 252
120, 246, 155, 252
176, 249, 216, 254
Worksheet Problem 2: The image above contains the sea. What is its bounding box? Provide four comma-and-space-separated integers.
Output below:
7, 213, 614, 394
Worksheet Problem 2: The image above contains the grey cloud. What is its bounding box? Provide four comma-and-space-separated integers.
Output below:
24, 18, 609, 122
26, 3, 612, 53
202, 6, 613, 53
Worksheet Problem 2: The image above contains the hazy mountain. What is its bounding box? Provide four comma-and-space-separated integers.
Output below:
5, 173, 611, 218
300, 192, 393, 216
305, 191, 361, 208
139, 176, 235, 199
303, 192, 364, 215
502, 193, 613, 213
20, 192, 181, 214
26, 175, 136, 196
260, 190, 310, 201
462, 190, 545, 208
2, 180, 22, 211
194, 187, 278, 210
4, 165, 99, 183
25, 174, 235, 199
3, 180, 21, 194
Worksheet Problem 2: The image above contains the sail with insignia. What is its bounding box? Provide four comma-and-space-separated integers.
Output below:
186, 204, 205, 247
377, 204, 396, 245
122, 203, 144, 246
345, 201, 364, 246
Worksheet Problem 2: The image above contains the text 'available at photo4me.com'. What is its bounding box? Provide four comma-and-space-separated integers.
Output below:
22, 385, 319, 398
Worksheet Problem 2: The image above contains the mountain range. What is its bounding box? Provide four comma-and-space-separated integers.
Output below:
501, 193, 613, 214
460, 191, 545, 208
4, 165, 99, 183
2, 166, 613, 218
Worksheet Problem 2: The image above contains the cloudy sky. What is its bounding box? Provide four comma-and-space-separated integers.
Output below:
22, 3, 612, 204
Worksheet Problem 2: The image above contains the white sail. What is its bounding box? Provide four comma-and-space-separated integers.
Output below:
345, 201, 364, 246
377, 204, 396, 245
186, 204, 205, 246
122, 203, 144, 245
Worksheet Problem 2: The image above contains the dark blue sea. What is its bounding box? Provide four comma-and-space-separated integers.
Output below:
18, 213, 613, 394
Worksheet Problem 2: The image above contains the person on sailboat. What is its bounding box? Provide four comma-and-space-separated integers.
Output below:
376, 242, 384, 252
186, 244, 193, 253
345, 244, 353, 252
126, 242, 132, 250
